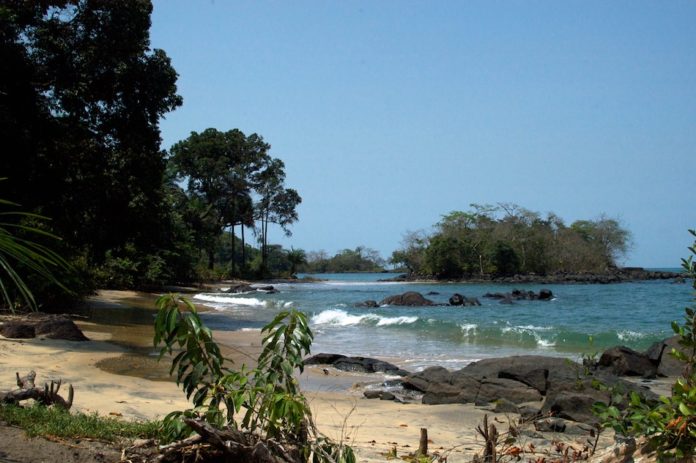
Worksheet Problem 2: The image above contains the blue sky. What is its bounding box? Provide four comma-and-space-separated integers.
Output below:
151, 1, 695, 267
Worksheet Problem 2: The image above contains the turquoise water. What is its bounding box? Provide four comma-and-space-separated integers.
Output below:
194, 273, 692, 371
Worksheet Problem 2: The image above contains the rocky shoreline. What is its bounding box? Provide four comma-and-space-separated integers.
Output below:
381, 267, 685, 285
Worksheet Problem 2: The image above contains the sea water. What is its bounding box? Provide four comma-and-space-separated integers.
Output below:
193, 272, 692, 371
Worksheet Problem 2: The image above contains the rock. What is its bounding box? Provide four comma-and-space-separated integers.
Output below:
541, 390, 606, 424
255, 285, 275, 292
538, 289, 553, 300
303, 353, 347, 366
332, 357, 409, 376
363, 390, 381, 399
598, 346, 657, 377
535, 418, 566, 433
33, 316, 88, 341
402, 366, 451, 392
477, 377, 543, 404
493, 398, 520, 414
448, 294, 481, 306
222, 283, 255, 294
380, 391, 396, 401
355, 300, 379, 308
646, 336, 687, 377
426, 291, 440, 295
519, 405, 542, 422
0, 322, 36, 339
462, 355, 579, 393
379, 291, 435, 306
483, 289, 553, 302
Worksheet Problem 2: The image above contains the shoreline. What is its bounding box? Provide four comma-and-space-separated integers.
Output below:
0, 290, 672, 461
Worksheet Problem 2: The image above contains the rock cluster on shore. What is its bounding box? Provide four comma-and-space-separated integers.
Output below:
0, 314, 88, 341
306, 334, 684, 441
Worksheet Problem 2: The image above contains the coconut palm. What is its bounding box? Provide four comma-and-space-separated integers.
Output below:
0, 196, 70, 312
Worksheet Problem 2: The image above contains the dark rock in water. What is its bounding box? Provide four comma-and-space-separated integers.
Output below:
222, 283, 255, 294
355, 300, 379, 308
0, 322, 36, 339
483, 289, 553, 302
305, 353, 409, 376
598, 346, 657, 377
304, 353, 347, 366
426, 291, 440, 296
379, 291, 435, 307
448, 293, 482, 307
34, 316, 88, 341
363, 390, 381, 399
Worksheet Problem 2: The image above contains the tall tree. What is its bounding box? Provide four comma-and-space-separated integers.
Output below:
170, 128, 262, 271
0, 0, 181, 266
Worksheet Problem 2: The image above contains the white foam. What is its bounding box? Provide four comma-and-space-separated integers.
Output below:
310, 309, 418, 327
617, 330, 646, 341
193, 294, 266, 307
376, 316, 418, 326
283, 301, 294, 308
240, 328, 261, 332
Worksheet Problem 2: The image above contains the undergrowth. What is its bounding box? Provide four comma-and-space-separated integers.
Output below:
0, 404, 161, 441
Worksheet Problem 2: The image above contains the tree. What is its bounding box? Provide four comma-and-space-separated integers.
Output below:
170, 128, 264, 271
0, 0, 182, 273
286, 248, 307, 276
253, 157, 301, 274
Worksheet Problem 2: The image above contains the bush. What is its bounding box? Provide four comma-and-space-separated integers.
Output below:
593, 229, 696, 461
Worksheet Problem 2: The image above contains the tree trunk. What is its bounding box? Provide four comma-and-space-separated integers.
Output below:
208, 247, 215, 271
230, 224, 236, 276
241, 226, 246, 269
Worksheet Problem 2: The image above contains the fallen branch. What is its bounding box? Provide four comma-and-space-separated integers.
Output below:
0, 370, 74, 409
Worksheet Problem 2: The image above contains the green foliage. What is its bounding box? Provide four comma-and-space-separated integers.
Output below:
593, 229, 696, 461
0, 194, 71, 312
0, 404, 161, 441
303, 246, 385, 274
390, 203, 632, 278
153, 294, 355, 461
0, 1, 182, 275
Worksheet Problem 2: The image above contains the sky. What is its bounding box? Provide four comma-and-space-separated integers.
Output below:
150, 1, 695, 268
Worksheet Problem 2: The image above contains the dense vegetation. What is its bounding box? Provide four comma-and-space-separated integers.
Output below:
0, 1, 302, 306
300, 246, 386, 273
390, 203, 631, 279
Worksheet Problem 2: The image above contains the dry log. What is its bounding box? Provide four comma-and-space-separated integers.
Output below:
1, 371, 73, 409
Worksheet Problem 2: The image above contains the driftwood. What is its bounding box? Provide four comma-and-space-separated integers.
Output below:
0, 370, 74, 409
150, 418, 301, 463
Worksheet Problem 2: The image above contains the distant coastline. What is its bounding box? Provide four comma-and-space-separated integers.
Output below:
379, 266, 685, 285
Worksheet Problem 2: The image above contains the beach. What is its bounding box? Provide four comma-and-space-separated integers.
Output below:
0, 290, 526, 462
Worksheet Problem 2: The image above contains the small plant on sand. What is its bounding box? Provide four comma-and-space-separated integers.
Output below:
154, 294, 355, 462
593, 229, 696, 461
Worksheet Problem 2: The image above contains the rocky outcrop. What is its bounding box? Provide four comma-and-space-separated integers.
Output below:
379, 292, 435, 306
0, 315, 88, 341
403, 355, 657, 426
304, 353, 409, 376
448, 293, 481, 306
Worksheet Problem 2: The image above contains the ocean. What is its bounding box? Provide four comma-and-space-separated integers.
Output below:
193, 272, 692, 371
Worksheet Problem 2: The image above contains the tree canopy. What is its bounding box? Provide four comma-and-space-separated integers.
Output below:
390, 203, 632, 279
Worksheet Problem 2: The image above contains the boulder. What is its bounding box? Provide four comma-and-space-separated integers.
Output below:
379, 291, 435, 306
534, 418, 566, 433
34, 316, 88, 341
598, 346, 657, 377
222, 283, 255, 294
646, 336, 687, 377
0, 322, 36, 339
477, 377, 543, 404
538, 289, 554, 300
303, 353, 347, 366
541, 391, 606, 424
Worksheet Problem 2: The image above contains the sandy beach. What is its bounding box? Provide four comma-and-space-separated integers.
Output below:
0, 290, 618, 462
